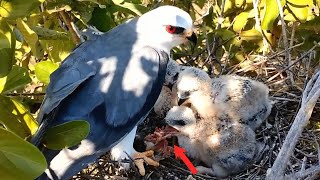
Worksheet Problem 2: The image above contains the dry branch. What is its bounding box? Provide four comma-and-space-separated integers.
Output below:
284, 164, 320, 179
266, 71, 320, 179
59, 11, 81, 45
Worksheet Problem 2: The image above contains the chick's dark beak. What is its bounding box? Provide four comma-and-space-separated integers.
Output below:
178, 98, 188, 106
187, 32, 197, 45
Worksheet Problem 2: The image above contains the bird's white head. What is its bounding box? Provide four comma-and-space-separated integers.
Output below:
165, 106, 197, 133
137, 5, 196, 52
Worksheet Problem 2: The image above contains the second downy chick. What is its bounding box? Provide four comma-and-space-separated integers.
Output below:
176, 69, 272, 130
165, 105, 261, 177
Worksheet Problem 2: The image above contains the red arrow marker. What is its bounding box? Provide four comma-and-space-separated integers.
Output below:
174, 145, 198, 174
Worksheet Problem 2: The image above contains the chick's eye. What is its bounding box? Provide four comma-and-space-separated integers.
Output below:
166, 25, 185, 34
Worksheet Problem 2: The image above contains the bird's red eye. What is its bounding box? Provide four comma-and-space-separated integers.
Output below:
166, 25, 177, 34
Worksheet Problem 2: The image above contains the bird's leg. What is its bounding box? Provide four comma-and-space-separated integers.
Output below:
133, 150, 160, 176
110, 126, 159, 176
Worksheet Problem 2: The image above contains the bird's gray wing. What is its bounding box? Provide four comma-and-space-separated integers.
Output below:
32, 41, 97, 145
39, 47, 169, 179
39, 59, 96, 121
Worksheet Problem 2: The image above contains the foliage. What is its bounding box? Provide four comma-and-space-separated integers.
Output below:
0, 128, 47, 180
42, 120, 90, 150
0, 0, 319, 178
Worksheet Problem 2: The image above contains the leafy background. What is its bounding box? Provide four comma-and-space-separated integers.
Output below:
0, 0, 319, 179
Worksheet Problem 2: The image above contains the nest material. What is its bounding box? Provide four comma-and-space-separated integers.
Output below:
72, 46, 320, 179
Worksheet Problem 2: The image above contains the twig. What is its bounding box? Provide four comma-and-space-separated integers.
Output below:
266, 71, 320, 179
59, 11, 81, 45
266, 43, 320, 82
4, 92, 45, 96
288, 22, 298, 85
284, 164, 320, 179
276, 0, 293, 85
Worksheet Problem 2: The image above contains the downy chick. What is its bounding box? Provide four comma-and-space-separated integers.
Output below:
165, 105, 260, 177
176, 70, 272, 130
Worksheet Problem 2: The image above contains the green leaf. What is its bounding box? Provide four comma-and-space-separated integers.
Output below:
287, 0, 312, 6
261, 0, 285, 30
88, 7, 114, 32
31, 26, 69, 40
215, 29, 236, 40
0, 128, 47, 180
239, 29, 263, 41
40, 39, 75, 63
233, 11, 250, 32
112, 1, 148, 16
0, 18, 15, 78
0, 95, 38, 137
35, 61, 59, 84
43, 120, 90, 150
0, 66, 31, 94
71, 1, 95, 24
284, 3, 309, 22
0, 95, 27, 138
16, 19, 44, 59
11, 99, 38, 135
0, 0, 43, 19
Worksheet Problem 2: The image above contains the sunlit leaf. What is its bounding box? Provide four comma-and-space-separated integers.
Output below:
235, 0, 245, 8
0, 18, 15, 78
11, 99, 38, 135
0, 128, 46, 180
261, 0, 285, 30
285, 3, 309, 22
215, 29, 236, 40
233, 11, 250, 32
112, 0, 148, 16
0, 95, 27, 138
287, 0, 313, 6
35, 61, 59, 84
40, 39, 75, 63
0, 0, 43, 19
0, 66, 31, 94
0, 95, 38, 137
42, 120, 90, 150
239, 29, 263, 41
16, 19, 44, 59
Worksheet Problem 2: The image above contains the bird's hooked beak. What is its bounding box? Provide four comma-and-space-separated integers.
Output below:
185, 30, 197, 45
187, 32, 197, 45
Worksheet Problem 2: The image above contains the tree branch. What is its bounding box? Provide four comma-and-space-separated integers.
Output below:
266, 71, 320, 179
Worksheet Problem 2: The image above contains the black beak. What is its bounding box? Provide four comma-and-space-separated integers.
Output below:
178, 98, 188, 106
187, 32, 197, 45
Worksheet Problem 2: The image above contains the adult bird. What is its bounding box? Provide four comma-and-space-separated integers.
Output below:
32, 5, 197, 179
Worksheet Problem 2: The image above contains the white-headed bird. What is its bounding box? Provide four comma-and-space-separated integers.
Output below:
32, 6, 197, 179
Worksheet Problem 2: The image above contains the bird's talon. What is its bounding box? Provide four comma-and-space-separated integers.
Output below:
133, 150, 160, 176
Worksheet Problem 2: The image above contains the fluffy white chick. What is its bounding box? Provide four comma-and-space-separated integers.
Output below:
165, 105, 260, 177
176, 69, 272, 130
